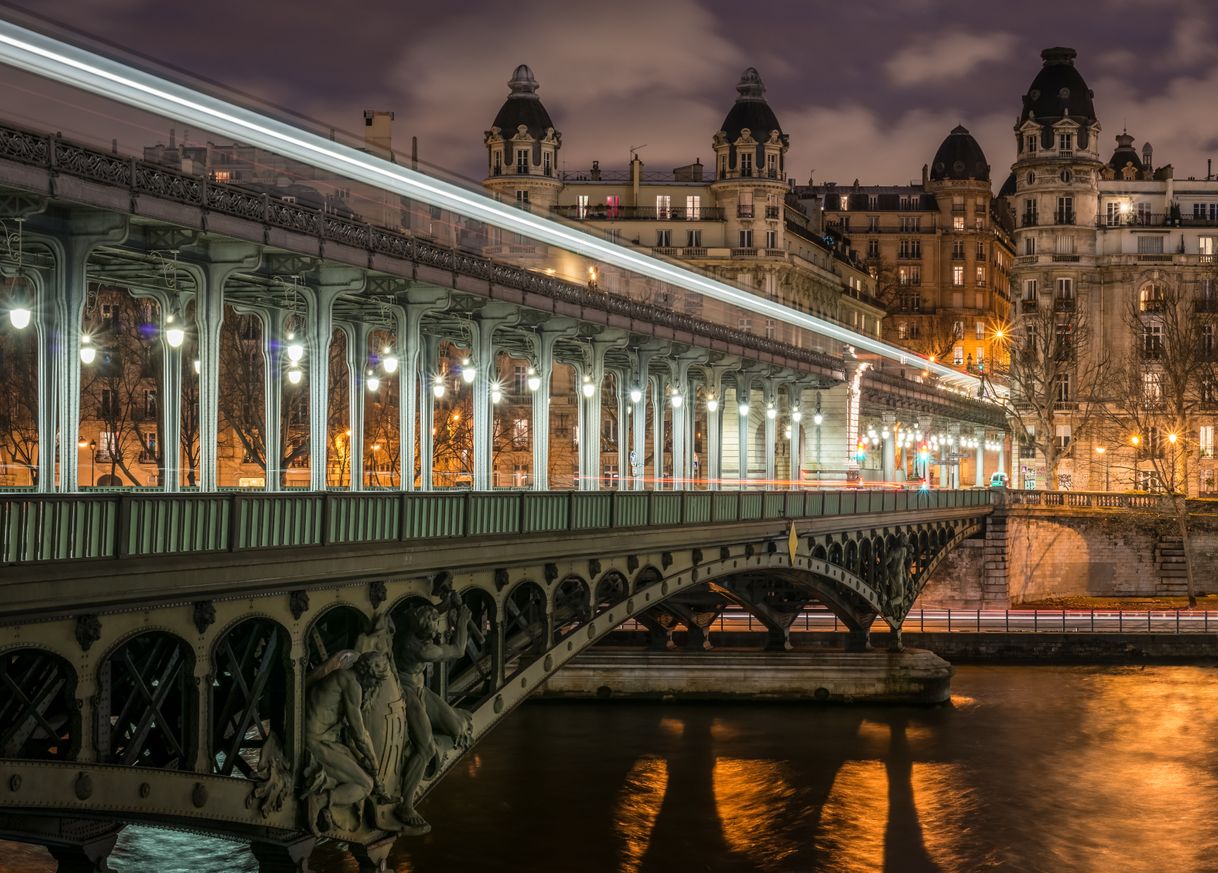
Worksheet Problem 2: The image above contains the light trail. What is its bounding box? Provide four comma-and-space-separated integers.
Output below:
0, 18, 986, 392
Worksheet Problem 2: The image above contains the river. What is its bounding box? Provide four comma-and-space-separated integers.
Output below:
4, 665, 1218, 872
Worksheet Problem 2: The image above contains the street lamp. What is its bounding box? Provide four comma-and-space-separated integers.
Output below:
706, 395, 719, 413
88, 439, 96, 487
629, 386, 643, 405
1095, 445, 1109, 491
526, 367, 542, 392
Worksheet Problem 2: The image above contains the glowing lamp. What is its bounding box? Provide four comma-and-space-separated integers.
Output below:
382, 353, 399, 374
629, 387, 643, 404
491, 384, 503, 404
286, 342, 304, 364
461, 358, 475, 384
367, 372, 381, 392
792, 409, 802, 423
527, 367, 542, 392
738, 402, 750, 417
706, 396, 719, 413
813, 413, 824, 426
766, 404, 777, 420
287, 367, 303, 385
432, 375, 446, 399
193, 359, 201, 374
79, 338, 96, 365
8, 306, 30, 330
581, 377, 596, 398
670, 390, 683, 409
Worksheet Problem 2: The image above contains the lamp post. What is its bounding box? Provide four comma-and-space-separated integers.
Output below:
1095, 445, 1109, 492
88, 439, 96, 488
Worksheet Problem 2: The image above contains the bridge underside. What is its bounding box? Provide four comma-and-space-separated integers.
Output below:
0, 506, 984, 871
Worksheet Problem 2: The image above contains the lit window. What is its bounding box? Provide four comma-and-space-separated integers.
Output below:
577, 194, 589, 219
686, 195, 701, 219
953, 266, 964, 286
655, 195, 671, 219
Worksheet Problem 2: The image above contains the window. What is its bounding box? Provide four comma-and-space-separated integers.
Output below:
738, 229, 753, 248
976, 346, 985, 367
1022, 199, 1038, 226
898, 239, 921, 259
577, 194, 589, 219
513, 418, 529, 448
514, 189, 529, 207
738, 318, 752, 332
1026, 170, 1036, 185
900, 290, 921, 312
492, 151, 502, 176
738, 191, 754, 218
740, 153, 753, 177
976, 266, 986, 286
1025, 135, 1038, 153
543, 152, 552, 176
1142, 323, 1163, 358
1204, 324, 1216, 356
1020, 428, 1037, 459
144, 389, 157, 419
839, 194, 849, 210
976, 321, 986, 339
100, 388, 118, 420
513, 365, 528, 395
1202, 426, 1215, 459
656, 229, 671, 247
1136, 202, 1152, 225
1060, 169, 1073, 184
953, 266, 964, 286
1195, 203, 1218, 222
952, 344, 964, 366
655, 195, 671, 219
1199, 236, 1216, 257
605, 195, 620, 219
1136, 236, 1164, 255
952, 240, 965, 260
99, 431, 120, 461
1055, 422, 1072, 449
687, 229, 702, 247
686, 195, 701, 219
953, 216, 965, 231
1024, 237, 1037, 256
1056, 196, 1074, 224
1058, 132, 1073, 152
1056, 277, 1074, 300
765, 319, 776, 339
140, 431, 157, 462
515, 149, 529, 174
977, 241, 986, 260
1054, 373, 1071, 404
1140, 284, 1164, 311
1106, 202, 1122, 226
1143, 370, 1163, 401
897, 322, 907, 339
765, 229, 776, 249
766, 153, 778, 178
867, 239, 879, 258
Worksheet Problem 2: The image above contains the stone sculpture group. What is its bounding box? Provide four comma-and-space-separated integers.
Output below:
297, 598, 475, 837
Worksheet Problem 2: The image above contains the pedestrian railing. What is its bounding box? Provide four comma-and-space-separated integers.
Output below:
625, 607, 1218, 635
0, 488, 991, 565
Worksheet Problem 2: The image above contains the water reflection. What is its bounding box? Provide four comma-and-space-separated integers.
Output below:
3, 667, 1218, 872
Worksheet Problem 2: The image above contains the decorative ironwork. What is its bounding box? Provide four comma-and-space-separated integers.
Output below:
98, 632, 193, 768
73, 614, 101, 652
192, 600, 216, 635
0, 648, 75, 759
210, 618, 288, 779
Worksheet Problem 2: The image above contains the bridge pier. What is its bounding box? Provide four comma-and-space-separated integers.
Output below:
0, 816, 122, 873
249, 834, 316, 873
350, 835, 396, 873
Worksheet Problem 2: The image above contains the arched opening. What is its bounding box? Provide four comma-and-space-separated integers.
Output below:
210, 617, 290, 778
503, 581, 547, 679
306, 605, 371, 675
97, 632, 194, 769
552, 576, 591, 643
633, 566, 663, 594
594, 571, 629, 613
446, 588, 497, 709
0, 648, 77, 760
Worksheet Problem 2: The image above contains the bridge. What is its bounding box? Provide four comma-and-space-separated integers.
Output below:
0, 16, 1004, 873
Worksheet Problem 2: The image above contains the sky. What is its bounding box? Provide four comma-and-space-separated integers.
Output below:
5, 0, 1218, 188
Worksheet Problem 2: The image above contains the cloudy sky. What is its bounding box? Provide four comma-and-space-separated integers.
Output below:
6, 0, 1218, 186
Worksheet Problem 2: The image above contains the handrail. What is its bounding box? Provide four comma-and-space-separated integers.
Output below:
0, 488, 992, 565
1001, 489, 1218, 511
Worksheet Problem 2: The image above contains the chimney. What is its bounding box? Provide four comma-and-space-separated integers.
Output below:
629, 153, 643, 206
590, 160, 601, 181
363, 110, 395, 160
169, 128, 176, 149
1142, 142, 1153, 170
921, 163, 928, 185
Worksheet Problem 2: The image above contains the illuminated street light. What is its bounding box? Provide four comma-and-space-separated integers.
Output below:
432, 374, 446, 398
1130, 435, 1141, 447
287, 367, 302, 385
165, 320, 185, 348
738, 402, 750, 417
79, 335, 96, 365
382, 347, 399, 374
8, 306, 30, 329
193, 359, 200, 374
527, 367, 542, 392
766, 404, 777, 420
813, 413, 823, 426
461, 358, 475, 384
366, 371, 380, 392
581, 376, 596, 398
706, 395, 719, 412
286, 335, 304, 363
629, 386, 643, 404
670, 389, 683, 409
791, 409, 802, 423
491, 383, 503, 404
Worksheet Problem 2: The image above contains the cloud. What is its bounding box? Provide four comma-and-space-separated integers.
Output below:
884, 31, 1020, 87
386, 0, 752, 175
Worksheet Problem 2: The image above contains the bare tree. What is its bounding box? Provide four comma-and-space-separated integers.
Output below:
1101, 280, 1217, 606
984, 296, 1110, 490
0, 325, 39, 486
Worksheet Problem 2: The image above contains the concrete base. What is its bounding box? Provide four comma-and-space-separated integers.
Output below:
540, 648, 952, 704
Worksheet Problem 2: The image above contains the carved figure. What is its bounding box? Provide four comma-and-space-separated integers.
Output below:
393, 600, 475, 834
247, 732, 290, 818
884, 534, 910, 612
299, 650, 395, 834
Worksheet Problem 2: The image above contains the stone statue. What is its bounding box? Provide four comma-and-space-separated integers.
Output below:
299, 650, 396, 834
884, 534, 910, 613
247, 732, 290, 819
392, 599, 475, 834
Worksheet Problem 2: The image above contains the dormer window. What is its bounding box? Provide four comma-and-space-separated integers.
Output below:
1025, 135, 1037, 153
1058, 132, 1073, 152
839, 195, 849, 211
740, 152, 753, 177
516, 149, 529, 174
543, 152, 552, 177
492, 151, 502, 175
766, 153, 777, 178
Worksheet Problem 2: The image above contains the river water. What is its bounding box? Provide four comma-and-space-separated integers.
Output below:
4, 665, 1218, 872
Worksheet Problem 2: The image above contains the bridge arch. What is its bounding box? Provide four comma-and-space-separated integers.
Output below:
594, 571, 629, 613
552, 576, 592, 643
0, 646, 78, 761
209, 617, 291, 778
305, 604, 372, 673
96, 630, 196, 770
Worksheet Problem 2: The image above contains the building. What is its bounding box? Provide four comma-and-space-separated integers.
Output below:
482, 65, 885, 343
1007, 46, 1218, 493
801, 127, 1016, 374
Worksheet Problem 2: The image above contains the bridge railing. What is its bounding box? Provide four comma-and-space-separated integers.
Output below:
0, 488, 992, 565
1003, 490, 1218, 512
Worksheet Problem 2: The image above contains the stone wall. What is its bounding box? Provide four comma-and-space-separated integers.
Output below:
918, 505, 1218, 607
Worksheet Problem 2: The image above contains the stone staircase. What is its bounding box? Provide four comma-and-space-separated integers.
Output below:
1155, 536, 1190, 596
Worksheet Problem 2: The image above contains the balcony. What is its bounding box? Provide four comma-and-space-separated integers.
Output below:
1140, 346, 1163, 361
1051, 254, 1080, 263
550, 205, 724, 221
1196, 297, 1218, 313
1053, 296, 1076, 311
764, 206, 780, 219
737, 206, 755, 219
1140, 298, 1165, 313
1021, 214, 1039, 227
1054, 211, 1076, 226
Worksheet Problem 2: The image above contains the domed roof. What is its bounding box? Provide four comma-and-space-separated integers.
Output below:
719, 67, 782, 142
1021, 47, 1097, 124
490, 65, 556, 140
998, 171, 1017, 198
1108, 131, 1144, 174
929, 125, 990, 181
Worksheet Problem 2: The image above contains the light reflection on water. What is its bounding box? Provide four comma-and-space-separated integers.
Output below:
3, 665, 1218, 872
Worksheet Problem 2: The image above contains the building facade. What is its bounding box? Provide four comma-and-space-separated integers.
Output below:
1007, 47, 1218, 493
803, 127, 1016, 374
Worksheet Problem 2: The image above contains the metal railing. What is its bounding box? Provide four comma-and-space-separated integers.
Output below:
550, 205, 725, 222
623, 606, 1218, 635
0, 488, 990, 565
